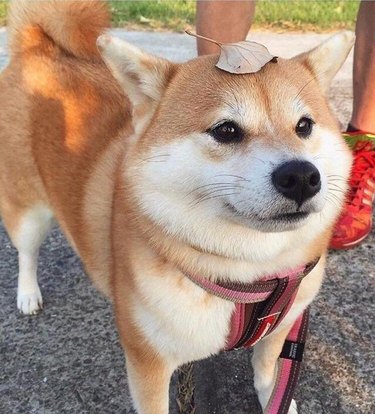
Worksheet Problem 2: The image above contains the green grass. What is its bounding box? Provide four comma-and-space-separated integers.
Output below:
110, 0, 196, 31
254, 0, 359, 31
109, 0, 359, 31
0, 1, 359, 31
0, 2, 7, 26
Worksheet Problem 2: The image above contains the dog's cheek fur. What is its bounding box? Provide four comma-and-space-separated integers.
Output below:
309, 126, 352, 221
130, 122, 350, 234
127, 142, 321, 267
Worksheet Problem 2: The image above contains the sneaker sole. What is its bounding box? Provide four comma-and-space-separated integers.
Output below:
330, 217, 373, 250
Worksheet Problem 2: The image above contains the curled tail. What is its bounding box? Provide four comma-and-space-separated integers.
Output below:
7, 0, 110, 60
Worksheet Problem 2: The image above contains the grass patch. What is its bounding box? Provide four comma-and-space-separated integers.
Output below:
0, 2, 7, 26
0, 1, 359, 31
110, 0, 196, 31
110, 0, 359, 32
254, 0, 359, 31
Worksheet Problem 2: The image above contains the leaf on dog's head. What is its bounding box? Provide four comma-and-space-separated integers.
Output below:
217, 41, 275, 74
186, 30, 276, 74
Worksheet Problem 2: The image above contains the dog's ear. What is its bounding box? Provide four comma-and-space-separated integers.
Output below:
97, 34, 176, 132
293, 31, 355, 92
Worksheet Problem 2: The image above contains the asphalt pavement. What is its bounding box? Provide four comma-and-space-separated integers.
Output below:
0, 29, 374, 414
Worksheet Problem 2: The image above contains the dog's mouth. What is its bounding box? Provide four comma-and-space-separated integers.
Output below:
270, 212, 309, 222
225, 203, 310, 225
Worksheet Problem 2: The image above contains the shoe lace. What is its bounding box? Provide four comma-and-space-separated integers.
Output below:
347, 141, 375, 210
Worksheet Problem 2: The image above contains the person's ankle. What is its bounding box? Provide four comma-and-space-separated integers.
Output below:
346, 123, 360, 132
347, 121, 375, 134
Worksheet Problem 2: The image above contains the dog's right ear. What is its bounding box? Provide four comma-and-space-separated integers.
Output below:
97, 34, 176, 133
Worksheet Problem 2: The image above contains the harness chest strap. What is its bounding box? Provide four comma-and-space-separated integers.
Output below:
185, 258, 319, 414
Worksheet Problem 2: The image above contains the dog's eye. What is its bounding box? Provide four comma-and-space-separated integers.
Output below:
295, 117, 314, 138
209, 121, 244, 144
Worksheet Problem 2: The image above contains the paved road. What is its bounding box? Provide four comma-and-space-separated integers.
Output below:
0, 30, 374, 414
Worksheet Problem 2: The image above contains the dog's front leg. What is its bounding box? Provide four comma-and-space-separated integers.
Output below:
252, 322, 298, 414
123, 342, 176, 414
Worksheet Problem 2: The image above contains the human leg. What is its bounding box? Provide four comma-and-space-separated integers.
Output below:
330, 1, 375, 249
350, 1, 375, 132
196, 0, 256, 55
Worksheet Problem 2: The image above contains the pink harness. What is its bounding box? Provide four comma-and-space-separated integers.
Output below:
185, 259, 319, 414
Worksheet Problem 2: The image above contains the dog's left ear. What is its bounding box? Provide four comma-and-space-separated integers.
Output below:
293, 31, 355, 92
97, 34, 176, 132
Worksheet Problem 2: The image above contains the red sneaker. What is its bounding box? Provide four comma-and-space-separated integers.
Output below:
330, 132, 375, 249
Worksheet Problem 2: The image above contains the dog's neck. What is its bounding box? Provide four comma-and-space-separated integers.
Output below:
118, 186, 326, 284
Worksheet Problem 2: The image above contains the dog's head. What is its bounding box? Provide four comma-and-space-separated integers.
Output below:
98, 33, 354, 260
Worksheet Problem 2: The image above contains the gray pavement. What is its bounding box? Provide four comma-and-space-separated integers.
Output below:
0, 30, 374, 414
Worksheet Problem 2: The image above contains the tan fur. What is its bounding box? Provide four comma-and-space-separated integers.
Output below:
0, 1, 354, 413
1, 0, 130, 280
7, 0, 109, 60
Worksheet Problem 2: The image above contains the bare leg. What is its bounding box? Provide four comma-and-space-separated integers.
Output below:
350, 1, 375, 133
196, 0, 256, 55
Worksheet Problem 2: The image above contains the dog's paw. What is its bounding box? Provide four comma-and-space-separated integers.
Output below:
17, 289, 43, 315
288, 399, 298, 414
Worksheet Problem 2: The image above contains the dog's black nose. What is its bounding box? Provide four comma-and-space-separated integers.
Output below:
272, 161, 321, 205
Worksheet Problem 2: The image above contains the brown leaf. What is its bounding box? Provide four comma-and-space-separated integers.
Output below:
216, 41, 274, 74
184, 30, 276, 75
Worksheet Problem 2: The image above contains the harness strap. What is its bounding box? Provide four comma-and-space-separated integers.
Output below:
184, 264, 306, 304
264, 308, 310, 414
184, 258, 319, 414
227, 260, 318, 350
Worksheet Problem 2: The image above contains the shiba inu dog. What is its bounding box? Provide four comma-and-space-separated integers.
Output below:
0, 1, 354, 413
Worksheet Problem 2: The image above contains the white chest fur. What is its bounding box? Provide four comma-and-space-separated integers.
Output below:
131, 267, 235, 365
